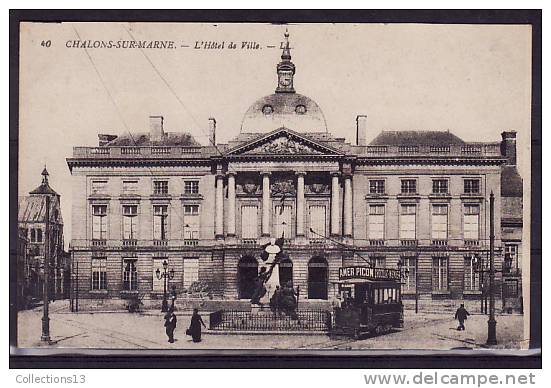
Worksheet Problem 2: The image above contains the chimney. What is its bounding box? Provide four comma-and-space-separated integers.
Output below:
501, 131, 517, 165
208, 117, 216, 145
356, 115, 368, 146
149, 115, 164, 142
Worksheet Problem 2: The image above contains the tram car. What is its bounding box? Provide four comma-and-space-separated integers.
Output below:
331, 266, 404, 339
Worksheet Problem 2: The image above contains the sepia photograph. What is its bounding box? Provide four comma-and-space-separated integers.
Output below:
11, 16, 538, 357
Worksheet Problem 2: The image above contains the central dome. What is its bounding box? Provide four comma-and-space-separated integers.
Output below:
240, 92, 328, 133
240, 30, 328, 134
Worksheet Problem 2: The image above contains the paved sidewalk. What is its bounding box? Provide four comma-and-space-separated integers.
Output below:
16, 301, 526, 350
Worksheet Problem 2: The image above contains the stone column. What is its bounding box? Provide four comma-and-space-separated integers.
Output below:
343, 174, 353, 237
215, 173, 224, 238
261, 172, 271, 237
330, 172, 340, 236
296, 172, 306, 236
227, 173, 236, 237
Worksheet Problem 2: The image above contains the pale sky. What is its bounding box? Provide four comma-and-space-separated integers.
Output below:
18, 22, 532, 246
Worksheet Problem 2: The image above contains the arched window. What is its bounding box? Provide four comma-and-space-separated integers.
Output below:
308, 256, 328, 300
279, 257, 293, 287
238, 256, 258, 299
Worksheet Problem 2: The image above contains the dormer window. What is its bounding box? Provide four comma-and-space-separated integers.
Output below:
295, 105, 307, 114
262, 105, 273, 115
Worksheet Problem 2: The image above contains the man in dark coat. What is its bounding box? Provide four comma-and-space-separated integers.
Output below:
454, 303, 470, 331
164, 308, 177, 343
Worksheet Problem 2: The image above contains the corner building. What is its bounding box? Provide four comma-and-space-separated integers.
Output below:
67, 34, 523, 311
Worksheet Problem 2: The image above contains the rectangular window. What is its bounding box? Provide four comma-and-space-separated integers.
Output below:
241, 205, 259, 239
183, 204, 200, 240
432, 179, 449, 194
274, 205, 292, 238
463, 204, 480, 240
183, 258, 199, 289
92, 205, 108, 240
399, 204, 416, 240
464, 179, 480, 194
401, 179, 417, 194
368, 204, 385, 240
122, 180, 138, 195
152, 258, 168, 292
91, 180, 108, 195
184, 180, 199, 195
464, 256, 480, 291
153, 205, 168, 240
402, 257, 417, 291
30, 228, 43, 243
431, 204, 448, 240
122, 205, 138, 240
122, 259, 138, 291
369, 180, 385, 194
369, 256, 386, 269
309, 205, 327, 238
91, 257, 107, 290
432, 256, 449, 291
504, 244, 519, 273
153, 180, 169, 195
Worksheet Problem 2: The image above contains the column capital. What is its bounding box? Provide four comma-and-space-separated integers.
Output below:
331, 171, 341, 177
260, 171, 272, 177
295, 171, 307, 177
342, 172, 353, 179
226, 171, 236, 177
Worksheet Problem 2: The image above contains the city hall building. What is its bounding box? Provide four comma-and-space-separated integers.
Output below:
67, 34, 523, 311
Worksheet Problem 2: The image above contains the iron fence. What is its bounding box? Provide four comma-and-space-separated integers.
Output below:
209, 309, 331, 332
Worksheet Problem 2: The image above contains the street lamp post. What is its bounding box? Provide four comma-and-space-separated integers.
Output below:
397, 258, 410, 309
155, 260, 174, 312
487, 192, 497, 345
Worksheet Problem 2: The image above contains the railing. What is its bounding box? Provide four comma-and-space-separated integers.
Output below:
362, 143, 501, 157
209, 309, 331, 332
240, 239, 258, 247
464, 240, 480, 247
153, 240, 168, 247
91, 240, 106, 247
401, 239, 418, 247
72, 146, 202, 158
369, 239, 385, 246
431, 239, 448, 246
122, 239, 138, 247
183, 239, 199, 247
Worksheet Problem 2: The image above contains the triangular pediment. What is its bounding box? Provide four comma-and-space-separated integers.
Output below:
226, 128, 342, 156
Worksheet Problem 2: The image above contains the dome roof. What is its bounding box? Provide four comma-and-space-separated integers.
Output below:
240, 92, 328, 133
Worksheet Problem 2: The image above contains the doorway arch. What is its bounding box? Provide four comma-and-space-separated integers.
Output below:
279, 257, 293, 287
308, 256, 328, 299
238, 256, 258, 299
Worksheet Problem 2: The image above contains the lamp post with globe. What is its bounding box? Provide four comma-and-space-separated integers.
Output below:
155, 260, 174, 312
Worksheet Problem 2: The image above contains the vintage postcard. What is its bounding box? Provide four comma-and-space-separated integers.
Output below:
14, 21, 533, 352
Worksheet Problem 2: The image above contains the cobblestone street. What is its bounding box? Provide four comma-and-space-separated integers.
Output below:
16, 301, 527, 350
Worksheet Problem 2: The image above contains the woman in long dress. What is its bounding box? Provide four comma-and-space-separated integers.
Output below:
187, 308, 206, 343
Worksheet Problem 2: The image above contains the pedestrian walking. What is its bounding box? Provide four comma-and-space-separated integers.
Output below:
454, 303, 470, 331
164, 307, 177, 343
187, 308, 206, 343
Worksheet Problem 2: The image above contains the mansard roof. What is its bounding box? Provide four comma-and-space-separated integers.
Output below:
105, 131, 200, 147
370, 130, 465, 146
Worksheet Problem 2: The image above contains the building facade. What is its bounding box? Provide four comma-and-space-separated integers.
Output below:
67, 34, 523, 311
18, 168, 69, 303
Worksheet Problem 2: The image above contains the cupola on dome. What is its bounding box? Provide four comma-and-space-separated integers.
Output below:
240, 31, 328, 134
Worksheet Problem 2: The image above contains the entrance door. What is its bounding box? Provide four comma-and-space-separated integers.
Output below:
279, 258, 293, 286
238, 256, 258, 299
308, 257, 328, 299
